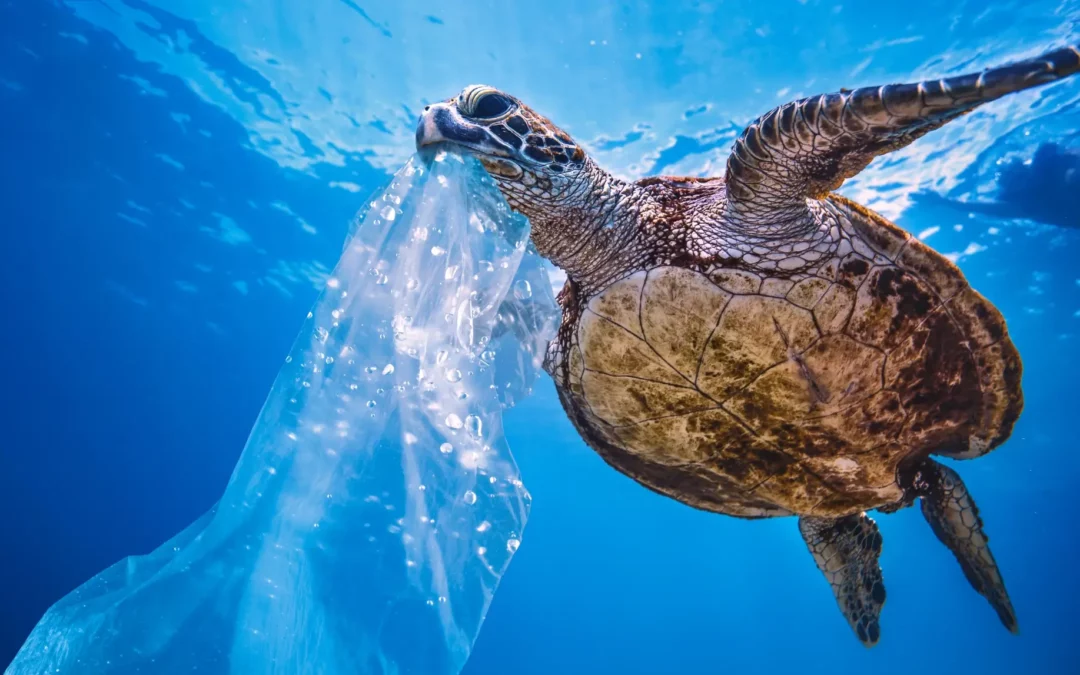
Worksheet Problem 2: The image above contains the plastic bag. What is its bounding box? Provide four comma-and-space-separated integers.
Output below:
7, 151, 558, 675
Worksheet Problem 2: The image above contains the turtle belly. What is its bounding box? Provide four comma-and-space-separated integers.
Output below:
553, 264, 994, 518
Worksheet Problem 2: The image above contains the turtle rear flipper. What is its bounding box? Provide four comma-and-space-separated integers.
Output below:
799, 513, 887, 647
912, 459, 1019, 633
726, 45, 1080, 219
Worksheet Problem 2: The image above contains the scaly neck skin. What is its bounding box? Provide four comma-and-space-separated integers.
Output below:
499, 160, 832, 295
719, 193, 821, 242
499, 158, 653, 296
679, 187, 834, 270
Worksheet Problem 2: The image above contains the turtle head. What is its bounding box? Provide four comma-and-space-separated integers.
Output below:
416, 85, 590, 215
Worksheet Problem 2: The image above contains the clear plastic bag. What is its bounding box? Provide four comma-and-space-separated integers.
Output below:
7, 152, 558, 675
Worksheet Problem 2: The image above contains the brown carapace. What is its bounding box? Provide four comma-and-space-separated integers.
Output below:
417, 45, 1080, 646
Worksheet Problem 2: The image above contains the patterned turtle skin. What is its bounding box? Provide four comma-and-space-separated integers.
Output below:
416, 47, 1080, 646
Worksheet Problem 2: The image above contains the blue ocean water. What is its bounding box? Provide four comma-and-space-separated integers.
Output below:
2, 0, 1079, 673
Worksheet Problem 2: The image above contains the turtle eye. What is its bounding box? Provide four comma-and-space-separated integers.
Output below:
465, 92, 514, 119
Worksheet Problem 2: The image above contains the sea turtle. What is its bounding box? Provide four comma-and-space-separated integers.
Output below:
416, 45, 1080, 646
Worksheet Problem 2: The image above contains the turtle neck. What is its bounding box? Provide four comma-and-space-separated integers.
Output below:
499, 158, 658, 297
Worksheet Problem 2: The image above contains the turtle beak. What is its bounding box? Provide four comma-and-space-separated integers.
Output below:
415, 105, 447, 148
415, 102, 490, 152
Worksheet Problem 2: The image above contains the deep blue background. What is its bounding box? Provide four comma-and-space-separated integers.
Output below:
3, 1, 1079, 673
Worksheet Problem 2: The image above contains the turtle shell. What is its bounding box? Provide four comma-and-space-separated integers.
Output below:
547, 195, 1022, 519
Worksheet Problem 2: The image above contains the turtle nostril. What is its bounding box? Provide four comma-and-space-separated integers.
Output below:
423, 105, 431, 112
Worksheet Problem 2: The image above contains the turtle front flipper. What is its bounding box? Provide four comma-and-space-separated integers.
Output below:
911, 459, 1019, 633
725, 45, 1080, 220
799, 513, 886, 647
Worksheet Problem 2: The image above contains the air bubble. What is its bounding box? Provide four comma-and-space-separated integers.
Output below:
444, 414, 463, 430
366, 400, 377, 408
513, 279, 532, 300
439, 442, 453, 454
445, 368, 462, 383
506, 537, 520, 553
463, 491, 477, 505
382, 364, 395, 375
380, 205, 397, 221
465, 415, 483, 438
